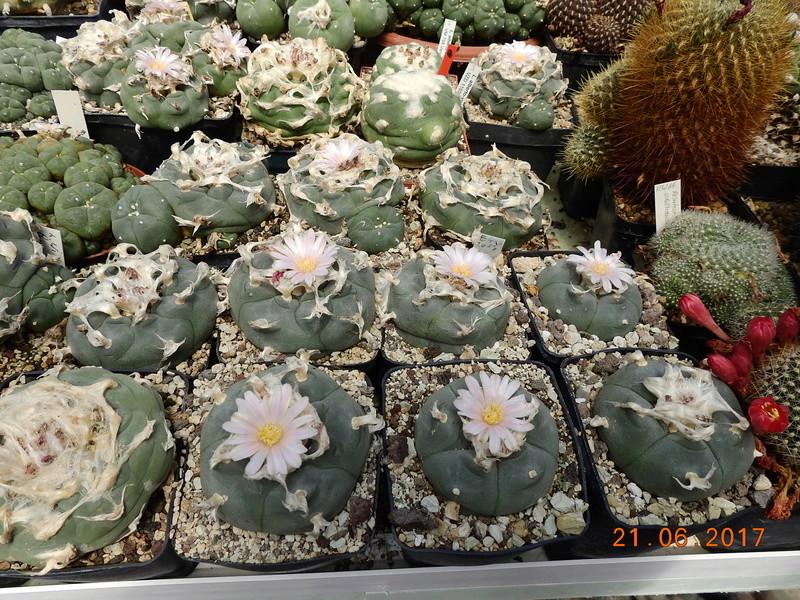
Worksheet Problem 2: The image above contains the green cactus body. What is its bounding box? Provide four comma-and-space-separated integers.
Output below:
65, 244, 217, 370
0, 367, 174, 572
235, 0, 286, 38
537, 256, 642, 341
473, 0, 506, 39
361, 71, 465, 163
288, 0, 356, 52
349, 0, 390, 37
129, 20, 205, 54
111, 185, 182, 252
0, 154, 50, 195
469, 42, 566, 123
415, 372, 558, 515
0, 186, 29, 211
277, 134, 406, 254
237, 37, 364, 144
370, 43, 441, 81
385, 248, 513, 352
228, 233, 376, 354
185, 25, 251, 98
650, 211, 797, 337
53, 182, 118, 241
593, 359, 754, 502
387, 0, 421, 18
200, 362, 371, 534
187, 0, 236, 22
419, 148, 544, 249
515, 98, 555, 130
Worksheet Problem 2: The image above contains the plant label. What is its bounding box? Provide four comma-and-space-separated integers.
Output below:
52, 90, 88, 137
39, 226, 65, 267
437, 19, 457, 56
654, 179, 681, 233
474, 232, 505, 258
456, 61, 481, 105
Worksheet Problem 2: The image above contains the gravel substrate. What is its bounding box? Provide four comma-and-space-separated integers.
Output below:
511, 254, 679, 359
384, 360, 588, 553
81, 96, 236, 121
0, 368, 186, 575
562, 350, 774, 527
170, 362, 380, 567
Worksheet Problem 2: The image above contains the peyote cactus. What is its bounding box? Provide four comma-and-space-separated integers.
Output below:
369, 42, 441, 81
593, 358, 755, 502
227, 228, 376, 356
113, 132, 275, 252
288, 0, 356, 52
185, 23, 251, 97
650, 210, 797, 337
562, 0, 797, 208
415, 371, 558, 516
361, 70, 465, 163
277, 134, 406, 254
419, 148, 544, 250
187, 0, 236, 22
236, 0, 286, 38
383, 244, 512, 352
349, 0, 391, 38
537, 242, 642, 342
0, 367, 174, 572
469, 41, 566, 129
65, 244, 218, 370
237, 37, 364, 145
0, 209, 74, 341
200, 360, 374, 534
546, 0, 652, 54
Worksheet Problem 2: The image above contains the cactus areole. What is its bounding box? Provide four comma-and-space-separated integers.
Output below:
593, 359, 755, 502
0, 368, 174, 572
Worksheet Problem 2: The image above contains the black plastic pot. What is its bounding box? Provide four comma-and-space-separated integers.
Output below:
85, 110, 242, 174
695, 502, 800, 552
558, 171, 603, 220
0, 0, 120, 39
545, 33, 617, 94
382, 359, 591, 566
738, 165, 800, 201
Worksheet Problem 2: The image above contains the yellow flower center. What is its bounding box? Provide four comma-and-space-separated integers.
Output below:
452, 264, 473, 278
510, 50, 528, 62
296, 257, 318, 274
148, 60, 167, 72
592, 262, 611, 276
258, 424, 284, 447
481, 402, 504, 425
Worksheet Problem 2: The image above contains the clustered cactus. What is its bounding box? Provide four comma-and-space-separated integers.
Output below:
278, 134, 406, 254
0, 367, 174, 572
113, 132, 275, 252
419, 148, 544, 249
650, 210, 797, 337
546, 0, 652, 53
200, 360, 373, 534
65, 244, 218, 370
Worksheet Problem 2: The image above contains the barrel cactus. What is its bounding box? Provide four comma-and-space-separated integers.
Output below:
200, 360, 373, 534
277, 134, 406, 254
415, 371, 558, 515
228, 228, 376, 356
469, 41, 567, 129
237, 37, 364, 145
113, 132, 275, 253
369, 42, 441, 81
288, 0, 355, 51
537, 242, 642, 342
361, 70, 465, 163
384, 244, 512, 352
546, 0, 652, 54
65, 244, 218, 370
419, 148, 544, 249
0, 367, 174, 572
593, 359, 755, 501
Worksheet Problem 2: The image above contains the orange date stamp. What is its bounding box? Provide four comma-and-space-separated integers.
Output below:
612, 527, 765, 548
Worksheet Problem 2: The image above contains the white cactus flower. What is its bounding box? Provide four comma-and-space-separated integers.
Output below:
567, 240, 636, 294
208, 24, 251, 68
501, 40, 540, 65
268, 229, 338, 288
432, 243, 495, 288
453, 372, 535, 457
134, 46, 186, 81
314, 137, 365, 172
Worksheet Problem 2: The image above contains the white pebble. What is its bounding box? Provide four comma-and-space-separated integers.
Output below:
549, 491, 575, 513
753, 474, 772, 491
488, 524, 503, 543
420, 495, 440, 514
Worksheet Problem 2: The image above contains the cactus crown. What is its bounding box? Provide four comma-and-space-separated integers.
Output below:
195, 23, 250, 69
138, 0, 191, 22
133, 46, 194, 94
59, 16, 132, 66
566, 240, 636, 294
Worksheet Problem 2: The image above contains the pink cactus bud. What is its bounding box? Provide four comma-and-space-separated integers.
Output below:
678, 294, 733, 341
707, 354, 739, 385
776, 309, 800, 345
730, 341, 753, 376
746, 317, 776, 358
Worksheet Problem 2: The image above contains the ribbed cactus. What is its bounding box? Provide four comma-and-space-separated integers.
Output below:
65, 244, 218, 370
237, 37, 364, 144
563, 0, 797, 207
650, 210, 796, 337
384, 244, 512, 352
415, 371, 558, 516
547, 0, 652, 53
419, 148, 544, 250
369, 43, 441, 81
593, 359, 754, 501
0, 367, 174, 572
228, 229, 376, 355
200, 360, 372, 534
361, 70, 465, 163
277, 134, 406, 254
113, 132, 275, 253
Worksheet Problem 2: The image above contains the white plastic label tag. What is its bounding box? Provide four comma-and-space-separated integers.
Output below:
456, 61, 481, 105
474, 232, 505, 258
39, 226, 65, 266
437, 19, 456, 56
51, 90, 88, 136
654, 179, 681, 234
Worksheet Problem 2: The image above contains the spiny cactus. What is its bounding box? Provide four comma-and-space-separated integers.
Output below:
547, 0, 652, 53
65, 244, 218, 370
277, 134, 406, 254
113, 132, 275, 253
650, 210, 797, 337
369, 43, 441, 81
419, 148, 544, 249
200, 359, 374, 534
0, 367, 174, 573
227, 228, 376, 356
